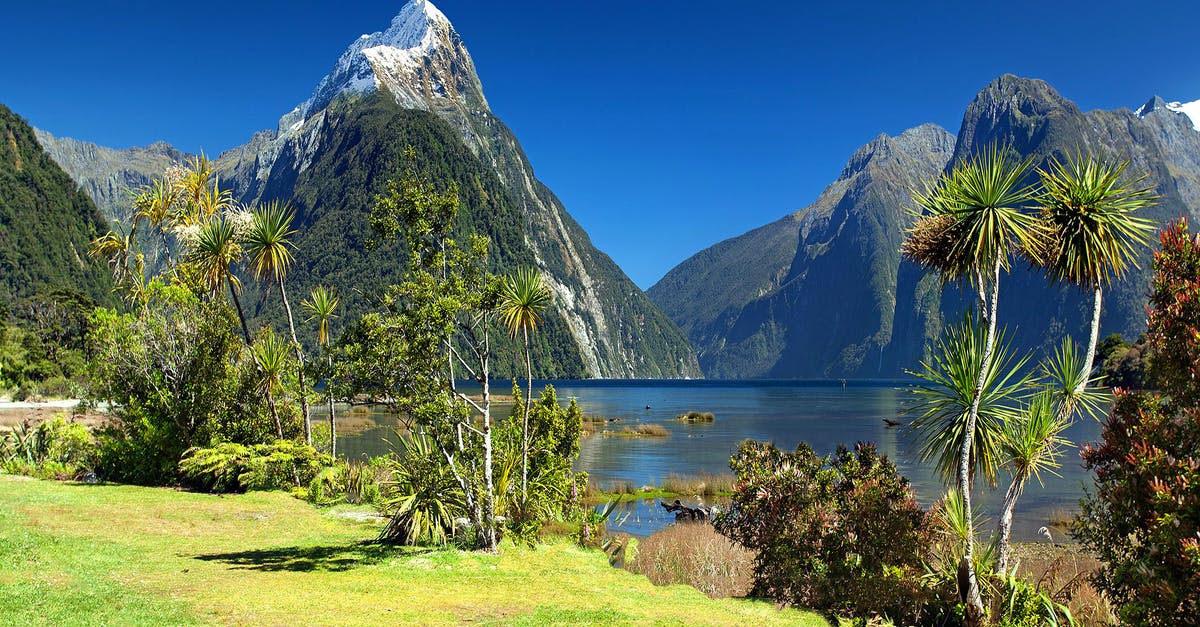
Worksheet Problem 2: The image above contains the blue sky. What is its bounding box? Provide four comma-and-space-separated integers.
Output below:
2, 1, 1198, 288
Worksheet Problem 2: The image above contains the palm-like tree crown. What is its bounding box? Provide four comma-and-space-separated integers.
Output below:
302, 286, 340, 347
91, 222, 136, 279
174, 155, 231, 225
1000, 391, 1069, 486
133, 177, 179, 230
187, 217, 243, 294
1038, 335, 1108, 421
903, 143, 1040, 280
243, 201, 298, 283
251, 329, 289, 393
1030, 150, 1158, 289
498, 268, 551, 339
906, 317, 1030, 487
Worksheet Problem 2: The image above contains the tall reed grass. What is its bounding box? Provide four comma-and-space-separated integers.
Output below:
625, 523, 755, 598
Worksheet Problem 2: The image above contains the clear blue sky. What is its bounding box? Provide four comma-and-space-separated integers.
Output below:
2, 1, 1198, 288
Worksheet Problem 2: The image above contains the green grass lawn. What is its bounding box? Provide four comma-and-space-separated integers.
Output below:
0, 476, 823, 626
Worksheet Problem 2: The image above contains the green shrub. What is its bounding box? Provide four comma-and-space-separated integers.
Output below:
90, 284, 283, 485
35, 415, 96, 468
305, 460, 383, 506
0, 415, 95, 479
378, 432, 467, 546
179, 441, 331, 493
714, 440, 945, 623
996, 569, 1075, 627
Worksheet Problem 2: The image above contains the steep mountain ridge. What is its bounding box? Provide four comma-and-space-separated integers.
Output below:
33, 130, 192, 220
0, 105, 113, 305
650, 124, 956, 377
653, 75, 1199, 378
34, 0, 700, 379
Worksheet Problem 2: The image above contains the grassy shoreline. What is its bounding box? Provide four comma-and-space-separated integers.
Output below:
0, 475, 821, 626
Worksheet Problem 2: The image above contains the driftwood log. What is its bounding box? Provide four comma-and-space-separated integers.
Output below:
660, 499, 710, 523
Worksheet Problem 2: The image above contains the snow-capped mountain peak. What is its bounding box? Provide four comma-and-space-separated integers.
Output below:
279, 0, 485, 134
1136, 96, 1200, 132
1165, 100, 1200, 131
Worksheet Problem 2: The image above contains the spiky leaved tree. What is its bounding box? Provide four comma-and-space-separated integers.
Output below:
187, 217, 251, 344
251, 328, 289, 440
302, 286, 339, 456
1030, 150, 1157, 391
498, 268, 551, 499
244, 201, 311, 443
902, 143, 1039, 624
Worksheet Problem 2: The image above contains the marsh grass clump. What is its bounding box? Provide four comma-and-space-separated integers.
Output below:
626, 523, 755, 599
660, 472, 735, 497
621, 423, 669, 437
1008, 547, 1114, 625
675, 411, 715, 423
1044, 508, 1076, 533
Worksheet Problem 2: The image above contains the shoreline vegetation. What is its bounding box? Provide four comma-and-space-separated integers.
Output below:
585, 472, 736, 503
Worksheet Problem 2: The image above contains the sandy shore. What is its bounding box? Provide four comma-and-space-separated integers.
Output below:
0, 400, 110, 429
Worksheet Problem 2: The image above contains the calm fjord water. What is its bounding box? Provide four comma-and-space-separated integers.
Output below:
338, 380, 1102, 541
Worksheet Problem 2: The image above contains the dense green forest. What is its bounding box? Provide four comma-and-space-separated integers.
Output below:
0, 104, 113, 392
0, 104, 112, 306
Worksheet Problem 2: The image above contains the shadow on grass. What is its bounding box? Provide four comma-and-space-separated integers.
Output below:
192, 541, 428, 572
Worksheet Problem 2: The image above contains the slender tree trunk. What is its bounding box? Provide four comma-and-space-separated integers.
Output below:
521, 327, 532, 499
996, 473, 1027, 577
327, 352, 336, 457
1081, 285, 1103, 394
227, 279, 252, 344
481, 329, 498, 552
959, 258, 1001, 626
278, 279, 311, 444
159, 231, 174, 268
267, 390, 282, 440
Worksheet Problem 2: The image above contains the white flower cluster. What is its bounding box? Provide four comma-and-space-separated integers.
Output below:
226, 205, 255, 241
172, 223, 202, 250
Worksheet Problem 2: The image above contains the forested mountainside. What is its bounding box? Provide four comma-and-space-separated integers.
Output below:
0, 104, 112, 306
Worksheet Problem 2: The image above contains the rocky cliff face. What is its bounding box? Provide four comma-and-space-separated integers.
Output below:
32, 130, 191, 220
650, 124, 957, 377
653, 75, 1198, 378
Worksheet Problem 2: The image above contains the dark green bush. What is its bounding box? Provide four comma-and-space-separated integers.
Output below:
179, 441, 331, 493
1075, 220, 1200, 625
714, 440, 946, 623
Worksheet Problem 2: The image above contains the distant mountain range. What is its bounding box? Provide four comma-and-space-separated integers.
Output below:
30, 0, 700, 379
20, 4, 1199, 381
649, 75, 1200, 378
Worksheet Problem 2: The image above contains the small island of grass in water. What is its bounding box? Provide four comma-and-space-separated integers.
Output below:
674, 410, 715, 423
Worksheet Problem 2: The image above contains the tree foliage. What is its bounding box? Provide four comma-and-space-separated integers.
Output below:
87, 283, 285, 484
714, 440, 940, 623
1075, 218, 1200, 624
336, 152, 504, 550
